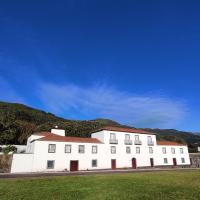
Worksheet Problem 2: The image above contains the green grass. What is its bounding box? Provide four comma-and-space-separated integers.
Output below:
0, 171, 200, 200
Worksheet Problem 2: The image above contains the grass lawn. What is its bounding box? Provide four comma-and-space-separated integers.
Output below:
0, 170, 200, 200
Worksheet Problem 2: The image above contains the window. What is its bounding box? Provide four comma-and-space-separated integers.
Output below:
92, 146, 98, 154
180, 148, 184, 154
149, 147, 153, 154
48, 144, 56, 153
164, 158, 168, 164
171, 148, 175, 154
162, 147, 166, 154
111, 146, 116, 154
136, 147, 140, 154
92, 159, 97, 167
147, 136, 152, 142
47, 160, 55, 169
135, 135, 139, 141
181, 158, 185, 163
126, 146, 131, 154
65, 145, 71, 153
78, 145, 85, 153
110, 133, 116, 140
125, 134, 130, 140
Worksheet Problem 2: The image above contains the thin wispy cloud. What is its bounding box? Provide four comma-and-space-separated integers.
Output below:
38, 82, 187, 128
0, 76, 25, 103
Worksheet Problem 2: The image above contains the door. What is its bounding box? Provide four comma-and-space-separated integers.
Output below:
132, 158, 137, 169
150, 158, 154, 167
111, 159, 116, 169
173, 158, 177, 166
70, 160, 79, 171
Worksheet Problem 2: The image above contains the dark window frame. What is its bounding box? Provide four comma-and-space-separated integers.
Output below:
78, 145, 85, 153
65, 144, 71, 153
92, 145, 98, 154
47, 160, 55, 169
92, 159, 97, 167
48, 144, 56, 153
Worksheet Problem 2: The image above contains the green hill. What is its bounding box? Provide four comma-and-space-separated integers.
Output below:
0, 101, 200, 152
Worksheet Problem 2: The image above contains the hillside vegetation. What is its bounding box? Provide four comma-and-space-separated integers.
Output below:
0, 101, 200, 152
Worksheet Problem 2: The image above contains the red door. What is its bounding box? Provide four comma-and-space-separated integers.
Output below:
111, 159, 116, 169
173, 158, 177, 166
70, 160, 79, 171
150, 158, 154, 167
132, 158, 137, 169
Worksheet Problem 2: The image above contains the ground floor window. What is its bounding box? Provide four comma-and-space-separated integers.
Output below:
181, 158, 185, 163
47, 160, 55, 169
92, 159, 97, 167
164, 158, 168, 164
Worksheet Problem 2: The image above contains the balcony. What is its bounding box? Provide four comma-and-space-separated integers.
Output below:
134, 140, 142, 145
148, 141, 154, 146
109, 139, 118, 144
124, 140, 133, 145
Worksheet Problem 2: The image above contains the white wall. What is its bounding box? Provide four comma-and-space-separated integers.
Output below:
11, 154, 34, 173
10, 130, 191, 173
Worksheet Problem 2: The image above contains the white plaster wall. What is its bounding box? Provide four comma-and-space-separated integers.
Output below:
155, 145, 190, 166
11, 130, 191, 173
11, 154, 34, 173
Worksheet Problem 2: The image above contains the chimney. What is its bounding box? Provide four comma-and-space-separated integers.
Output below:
51, 127, 65, 136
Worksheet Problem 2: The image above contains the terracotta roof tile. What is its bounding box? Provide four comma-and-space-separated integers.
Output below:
95, 126, 155, 135
36, 132, 102, 144
157, 141, 186, 146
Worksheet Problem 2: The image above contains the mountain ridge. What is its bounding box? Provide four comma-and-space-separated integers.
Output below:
0, 101, 199, 152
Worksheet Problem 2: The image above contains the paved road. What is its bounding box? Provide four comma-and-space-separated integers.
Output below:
0, 168, 198, 179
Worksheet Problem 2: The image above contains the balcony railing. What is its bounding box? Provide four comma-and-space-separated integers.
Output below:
109, 139, 118, 144
124, 140, 133, 145
134, 140, 142, 145
148, 141, 154, 146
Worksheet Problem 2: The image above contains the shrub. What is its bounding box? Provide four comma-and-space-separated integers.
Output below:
2, 145, 17, 154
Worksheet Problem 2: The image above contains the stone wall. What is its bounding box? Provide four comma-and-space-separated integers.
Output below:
0, 154, 13, 173
189, 153, 200, 168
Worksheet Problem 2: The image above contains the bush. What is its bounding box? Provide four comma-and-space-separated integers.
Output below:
2, 145, 17, 154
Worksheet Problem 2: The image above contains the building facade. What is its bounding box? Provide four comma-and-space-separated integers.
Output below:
11, 127, 190, 173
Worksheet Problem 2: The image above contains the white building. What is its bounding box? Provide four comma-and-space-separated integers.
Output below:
10, 126, 190, 173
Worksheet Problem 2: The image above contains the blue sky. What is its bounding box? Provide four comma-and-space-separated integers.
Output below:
0, 0, 200, 131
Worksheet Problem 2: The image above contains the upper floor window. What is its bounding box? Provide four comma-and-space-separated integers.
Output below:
162, 147, 166, 154
147, 136, 152, 142
110, 133, 116, 140
125, 134, 130, 140
149, 147, 153, 154
65, 145, 71, 153
78, 145, 85, 153
92, 145, 98, 154
135, 135, 139, 141
180, 148, 184, 154
126, 146, 131, 154
48, 144, 56, 153
111, 146, 116, 154
47, 160, 55, 169
181, 158, 185, 163
171, 148, 175, 154
136, 147, 140, 154
164, 158, 168, 164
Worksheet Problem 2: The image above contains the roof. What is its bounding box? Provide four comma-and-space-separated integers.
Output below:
34, 132, 102, 144
95, 126, 155, 135
157, 141, 186, 146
